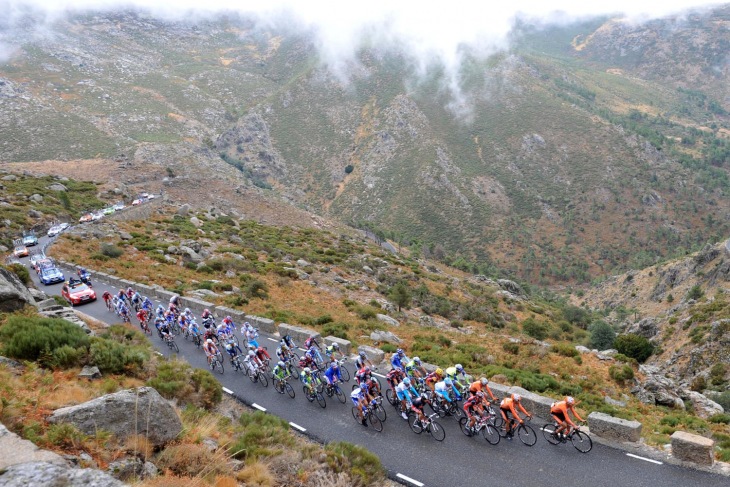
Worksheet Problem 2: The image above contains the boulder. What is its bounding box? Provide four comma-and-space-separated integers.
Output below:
357, 345, 385, 364
179, 246, 204, 263
0, 461, 124, 487
626, 318, 659, 339
29, 193, 43, 202
0, 267, 35, 312
632, 366, 685, 409
48, 387, 182, 446
575, 346, 591, 354
296, 259, 310, 267
176, 204, 190, 216
497, 279, 526, 297
671, 431, 714, 466
78, 366, 101, 380
35, 298, 58, 310
0, 423, 65, 469
190, 216, 202, 228
362, 265, 374, 274
376, 314, 400, 327
107, 458, 158, 482
370, 330, 401, 344
323, 336, 352, 354
28, 209, 42, 218
684, 391, 724, 419
1, 174, 17, 181
47, 183, 67, 191
119, 231, 133, 241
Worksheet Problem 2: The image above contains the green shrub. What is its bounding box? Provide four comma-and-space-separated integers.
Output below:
322, 322, 349, 340
324, 441, 384, 486
550, 343, 578, 358
686, 284, 704, 301
609, 364, 635, 383
589, 321, 616, 350
191, 369, 222, 409
5, 263, 31, 285
522, 318, 548, 340
89, 337, 147, 374
49, 345, 85, 368
354, 305, 378, 320
503, 342, 520, 355
100, 243, 124, 258
709, 414, 730, 424
45, 423, 85, 448
380, 344, 397, 354
0, 316, 90, 362
710, 363, 727, 386
232, 411, 293, 460
148, 359, 193, 400
245, 279, 269, 299
314, 314, 333, 325
614, 334, 654, 363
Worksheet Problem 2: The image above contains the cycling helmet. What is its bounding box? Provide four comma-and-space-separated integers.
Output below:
435, 368, 444, 376
304, 367, 311, 374
363, 367, 371, 375
396, 348, 404, 355
444, 378, 453, 386
513, 393, 522, 402
248, 350, 256, 357
184, 307, 191, 314
566, 396, 575, 405
413, 357, 421, 364
277, 361, 285, 368
204, 308, 210, 314
403, 377, 411, 386
206, 339, 213, 344
331, 343, 340, 350
455, 364, 463, 372
359, 351, 366, 358
477, 391, 485, 398
480, 377, 488, 386
332, 362, 339, 369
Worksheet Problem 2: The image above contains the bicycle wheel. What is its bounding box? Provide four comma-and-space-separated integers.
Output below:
287, 362, 300, 379
340, 365, 350, 382
257, 371, 268, 387
385, 388, 397, 407
193, 334, 201, 347
325, 385, 334, 398
249, 370, 259, 383
428, 420, 446, 442
459, 417, 473, 437
542, 423, 561, 445
449, 402, 464, 420
168, 340, 179, 353
334, 386, 346, 404
368, 412, 383, 432
374, 404, 387, 422
304, 386, 314, 402
213, 359, 224, 375
316, 392, 326, 409
482, 423, 501, 445
571, 431, 593, 453
409, 415, 424, 434
274, 378, 285, 394
490, 414, 504, 431
284, 382, 295, 399
517, 423, 537, 446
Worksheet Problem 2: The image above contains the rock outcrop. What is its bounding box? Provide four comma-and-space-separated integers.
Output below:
0, 423, 65, 470
0, 461, 124, 487
48, 387, 182, 446
0, 267, 35, 312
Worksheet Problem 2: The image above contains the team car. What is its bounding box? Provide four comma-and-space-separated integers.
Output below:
39, 266, 65, 285
22, 234, 38, 247
13, 245, 29, 258
102, 207, 116, 215
79, 213, 93, 223
61, 280, 97, 306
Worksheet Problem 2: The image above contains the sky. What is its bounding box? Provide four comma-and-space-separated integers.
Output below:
1, 1, 726, 114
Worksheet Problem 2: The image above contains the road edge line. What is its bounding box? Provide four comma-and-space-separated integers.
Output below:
396, 473, 424, 487
289, 422, 306, 432
252, 403, 266, 412
222, 387, 234, 395
626, 453, 663, 465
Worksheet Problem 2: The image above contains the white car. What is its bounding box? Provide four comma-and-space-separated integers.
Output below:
47, 225, 62, 237
132, 199, 142, 206
112, 202, 125, 211
91, 212, 104, 221
146, 194, 155, 200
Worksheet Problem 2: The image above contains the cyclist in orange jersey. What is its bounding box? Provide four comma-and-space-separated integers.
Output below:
550, 396, 584, 438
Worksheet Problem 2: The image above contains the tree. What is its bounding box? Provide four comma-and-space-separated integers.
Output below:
388, 282, 411, 312
686, 285, 704, 301
589, 321, 616, 350
615, 333, 654, 363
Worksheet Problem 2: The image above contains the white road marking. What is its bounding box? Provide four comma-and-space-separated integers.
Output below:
626, 453, 663, 465
373, 372, 386, 378
252, 403, 266, 412
222, 387, 234, 395
396, 473, 424, 487
155, 352, 163, 356
267, 337, 278, 342
289, 422, 306, 432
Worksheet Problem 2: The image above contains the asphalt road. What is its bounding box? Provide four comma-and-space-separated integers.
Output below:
21, 234, 729, 487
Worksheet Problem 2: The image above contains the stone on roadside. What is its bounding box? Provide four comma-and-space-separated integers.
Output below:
78, 366, 101, 380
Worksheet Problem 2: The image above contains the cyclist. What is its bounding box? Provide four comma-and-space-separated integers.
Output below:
169, 294, 180, 309
351, 386, 369, 426
434, 377, 457, 406
469, 377, 497, 402
77, 267, 91, 283
300, 367, 317, 397
410, 393, 431, 424
361, 372, 382, 397
424, 368, 444, 393
141, 296, 153, 313
395, 377, 419, 420
224, 338, 242, 361
324, 361, 342, 386
405, 356, 427, 381
325, 342, 344, 363
304, 335, 320, 350
189, 318, 202, 341
385, 367, 405, 391
136, 308, 149, 329
158, 320, 173, 341
272, 361, 289, 381
243, 350, 263, 376
155, 304, 166, 321
280, 334, 296, 350
276, 343, 294, 363
102, 291, 112, 309
117, 301, 130, 322
131, 291, 142, 310
116, 289, 127, 305
203, 339, 220, 370
221, 316, 236, 334
551, 396, 584, 439
445, 364, 468, 400
354, 350, 374, 370
200, 307, 212, 321
249, 344, 271, 365
390, 349, 409, 373
500, 393, 532, 439
464, 392, 486, 433
245, 326, 259, 349
217, 319, 234, 341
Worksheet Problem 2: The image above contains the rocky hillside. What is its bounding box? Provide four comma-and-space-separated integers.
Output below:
1, 8, 729, 285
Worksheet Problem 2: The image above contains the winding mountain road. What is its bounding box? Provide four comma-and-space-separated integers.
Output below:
20, 234, 729, 487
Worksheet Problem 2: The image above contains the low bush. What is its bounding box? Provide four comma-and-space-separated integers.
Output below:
5, 263, 31, 285
709, 414, 730, 424
522, 318, 548, 340
322, 322, 349, 340
89, 337, 148, 375
614, 334, 654, 363
156, 443, 228, 477
147, 360, 194, 401
45, 423, 85, 448
380, 344, 397, 354
191, 369, 222, 409
245, 279, 269, 299
100, 243, 124, 258
232, 411, 293, 460
502, 342, 520, 355
0, 316, 90, 362
354, 305, 378, 320
550, 343, 578, 358
609, 364, 635, 383
324, 441, 384, 486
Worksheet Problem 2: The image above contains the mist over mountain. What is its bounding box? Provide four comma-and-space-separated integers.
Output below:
1, 2, 729, 285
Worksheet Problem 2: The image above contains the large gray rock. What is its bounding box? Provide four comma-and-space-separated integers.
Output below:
0, 423, 65, 470
47, 183, 67, 191
48, 387, 182, 446
684, 391, 724, 419
0, 461, 124, 487
179, 245, 204, 263
376, 314, 400, 327
357, 345, 385, 364
497, 279, 526, 297
626, 317, 659, 339
0, 267, 35, 312
370, 330, 401, 344
107, 457, 158, 481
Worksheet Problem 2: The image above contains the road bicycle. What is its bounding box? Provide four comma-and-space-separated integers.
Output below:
351, 402, 383, 432
247, 363, 268, 387
323, 380, 347, 404
459, 413, 501, 445
498, 416, 537, 446
162, 333, 179, 353
542, 423, 592, 453
303, 381, 326, 408
332, 358, 351, 382
408, 412, 446, 441
430, 393, 464, 421
229, 353, 245, 373
273, 374, 296, 399
207, 354, 224, 375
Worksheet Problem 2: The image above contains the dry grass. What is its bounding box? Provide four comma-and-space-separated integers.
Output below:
44, 382, 95, 409
236, 462, 274, 486
123, 434, 155, 460
136, 476, 208, 487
